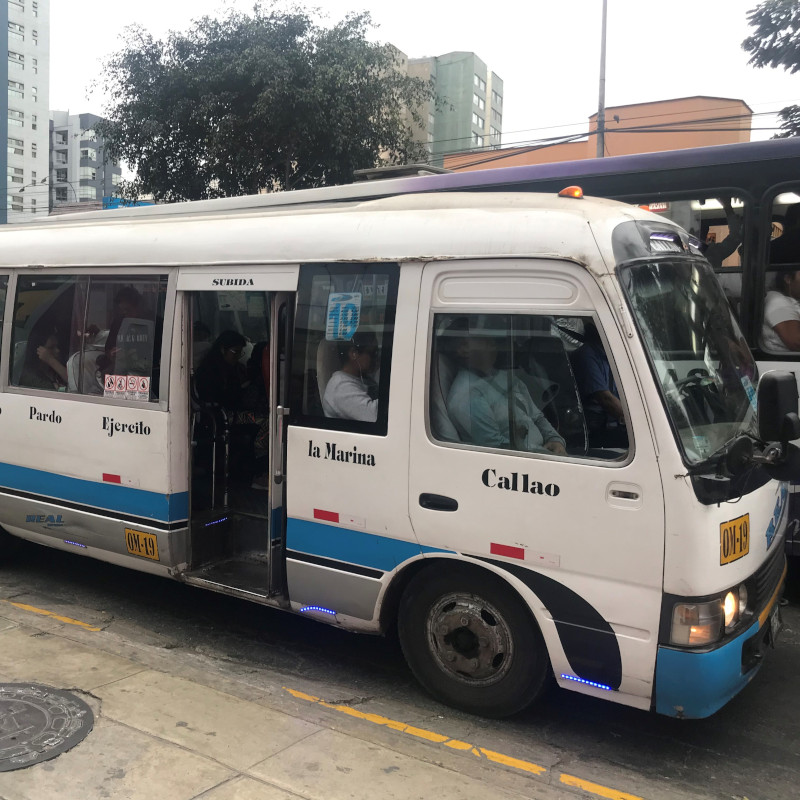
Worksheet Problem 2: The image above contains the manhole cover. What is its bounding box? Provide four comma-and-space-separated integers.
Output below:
0, 684, 94, 771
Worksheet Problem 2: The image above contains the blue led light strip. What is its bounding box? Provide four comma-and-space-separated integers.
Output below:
63, 540, 87, 549
561, 673, 614, 691
299, 605, 337, 616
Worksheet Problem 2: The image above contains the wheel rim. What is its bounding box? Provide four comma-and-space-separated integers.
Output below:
424, 591, 514, 686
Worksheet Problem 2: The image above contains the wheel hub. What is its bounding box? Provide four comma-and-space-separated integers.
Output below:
426, 592, 513, 686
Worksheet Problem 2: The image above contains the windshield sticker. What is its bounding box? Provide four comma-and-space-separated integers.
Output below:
692, 435, 711, 459
326, 292, 361, 341
741, 375, 757, 412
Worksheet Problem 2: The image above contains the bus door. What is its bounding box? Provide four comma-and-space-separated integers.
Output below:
177, 267, 297, 601
407, 260, 666, 706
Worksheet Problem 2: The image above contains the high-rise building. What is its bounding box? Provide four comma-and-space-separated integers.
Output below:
3, 0, 50, 223
406, 51, 503, 164
49, 111, 122, 213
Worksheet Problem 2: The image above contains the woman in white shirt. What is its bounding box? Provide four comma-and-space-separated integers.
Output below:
760, 269, 800, 354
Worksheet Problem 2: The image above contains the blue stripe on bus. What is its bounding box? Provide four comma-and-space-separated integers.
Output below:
0, 461, 188, 523
286, 517, 450, 573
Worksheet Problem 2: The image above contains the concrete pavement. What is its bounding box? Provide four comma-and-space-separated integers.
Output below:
0, 598, 700, 800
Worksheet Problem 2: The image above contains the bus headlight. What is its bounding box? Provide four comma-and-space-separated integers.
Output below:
671, 600, 723, 646
671, 584, 750, 646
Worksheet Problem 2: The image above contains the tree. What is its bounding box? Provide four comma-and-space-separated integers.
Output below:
94, 4, 437, 202
742, 0, 800, 137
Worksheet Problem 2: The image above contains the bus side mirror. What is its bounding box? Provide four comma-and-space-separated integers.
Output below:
757, 371, 800, 444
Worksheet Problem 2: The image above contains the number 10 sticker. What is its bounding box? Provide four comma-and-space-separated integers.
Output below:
326, 292, 362, 341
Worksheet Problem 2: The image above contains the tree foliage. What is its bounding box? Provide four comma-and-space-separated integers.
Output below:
742, 0, 800, 137
94, 4, 437, 202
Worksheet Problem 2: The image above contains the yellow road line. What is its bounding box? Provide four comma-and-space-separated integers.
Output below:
560, 773, 643, 800
2, 600, 102, 631
285, 686, 645, 797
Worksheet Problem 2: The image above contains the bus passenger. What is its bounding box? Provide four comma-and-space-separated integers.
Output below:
195, 330, 247, 409
322, 332, 379, 422
446, 331, 566, 455
771, 204, 800, 264
571, 323, 628, 449
21, 329, 68, 391
760, 269, 800, 353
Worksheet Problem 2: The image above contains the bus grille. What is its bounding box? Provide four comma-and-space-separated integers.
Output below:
751, 543, 785, 613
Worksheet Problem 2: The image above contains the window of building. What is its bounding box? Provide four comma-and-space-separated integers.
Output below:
490, 126, 501, 139
78, 185, 96, 200
8, 51, 24, 71
31, 143, 36, 158
8, 79, 23, 100
31, 171, 35, 180
31, 29, 37, 45
111, 173, 122, 186
290, 263, 399, 436
471, 132, 484, 147
32, 57, 37, 75
31, 85, 37, 102
8, 1, 24, 13
473, 74, 486, 92
472, 112, 484, 128
55, 187, 67, 202
55, 169, 67, 183
429, 313, 628, 459
11, 275, 168, 399
428, 112, 435, 128
7, 110, 23, 128
473, 94, 485, 111
7, 137, 23, 156
491, 109, 502, 124
81, 147, 97, 161
6, 196, 23, 212
492, 90, 502, 107
80, 167, 97, 181
8, 21, 24, 41
83, 129, 96, 141
7, 166, 23, 185
31, 114, 37, 131
30, 198, 36, 211
32, 0, 38, 16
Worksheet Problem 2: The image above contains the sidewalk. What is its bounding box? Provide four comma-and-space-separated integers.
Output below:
0, 601, 671, 800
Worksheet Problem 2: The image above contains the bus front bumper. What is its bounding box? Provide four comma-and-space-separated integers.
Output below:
654, 603, 781, 719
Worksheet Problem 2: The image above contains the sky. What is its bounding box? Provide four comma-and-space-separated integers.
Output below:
49, 0, 800, 151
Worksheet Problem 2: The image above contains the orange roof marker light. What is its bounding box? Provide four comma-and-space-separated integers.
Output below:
558, 185, 584, 199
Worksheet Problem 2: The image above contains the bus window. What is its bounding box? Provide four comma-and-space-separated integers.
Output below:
11, 274, 167, 399
290, 263, 399, 436
637, 196, 745, 314
429, 313, 628, 459
761, 192, 800, 355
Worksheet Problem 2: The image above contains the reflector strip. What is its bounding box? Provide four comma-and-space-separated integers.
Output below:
490, 542, 525, 560
314, 508, 339, 523
102, 473, 122, 484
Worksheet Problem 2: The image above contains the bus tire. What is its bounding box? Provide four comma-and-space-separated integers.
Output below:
397, 563, 549, 718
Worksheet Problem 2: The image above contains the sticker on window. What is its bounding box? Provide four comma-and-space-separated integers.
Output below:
326, 292, 361, 341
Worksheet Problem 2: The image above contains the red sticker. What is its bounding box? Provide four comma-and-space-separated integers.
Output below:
127, 376, 138, 391
115, 375, 126, 391
104, 375, 115, 391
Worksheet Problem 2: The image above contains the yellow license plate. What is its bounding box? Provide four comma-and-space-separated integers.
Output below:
720, 514, 749, 565
125, 528, 159, 561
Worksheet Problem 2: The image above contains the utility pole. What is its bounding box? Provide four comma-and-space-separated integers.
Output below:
596, 0, 608, 158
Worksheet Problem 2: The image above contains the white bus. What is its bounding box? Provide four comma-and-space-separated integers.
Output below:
0, 188, 793, 719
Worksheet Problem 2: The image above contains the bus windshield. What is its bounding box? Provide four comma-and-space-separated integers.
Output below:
619, 256, 758, 466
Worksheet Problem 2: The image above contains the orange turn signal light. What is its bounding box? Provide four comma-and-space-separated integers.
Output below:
558, 185, 584, 199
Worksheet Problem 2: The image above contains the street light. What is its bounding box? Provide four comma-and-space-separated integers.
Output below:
19, 176, 79, 211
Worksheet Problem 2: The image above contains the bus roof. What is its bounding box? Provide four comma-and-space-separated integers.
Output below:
30, 137, 800, 226
0, 191, 665, 272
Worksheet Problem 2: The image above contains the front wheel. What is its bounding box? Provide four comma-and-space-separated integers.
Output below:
398, 563, 549, 718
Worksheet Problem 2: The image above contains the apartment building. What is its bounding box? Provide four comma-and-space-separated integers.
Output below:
49, 111, 122, 213
405, 51, 502, 164
3, 0, 49, 223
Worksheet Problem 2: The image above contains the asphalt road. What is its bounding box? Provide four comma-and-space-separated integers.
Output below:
1, 540, 799, 800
